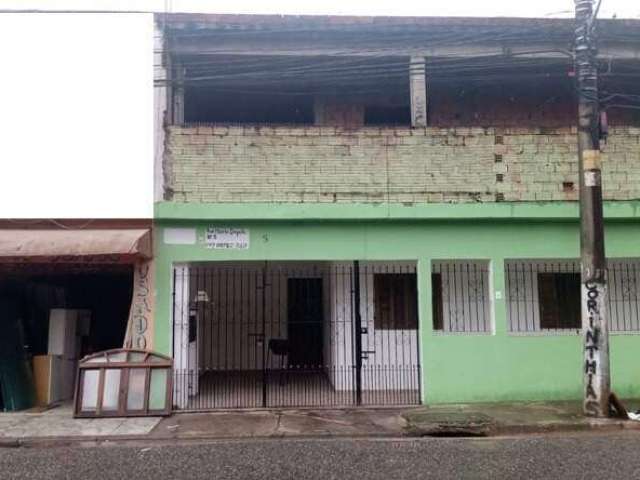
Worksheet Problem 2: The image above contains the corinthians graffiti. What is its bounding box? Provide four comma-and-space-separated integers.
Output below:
583, 280, 608, 416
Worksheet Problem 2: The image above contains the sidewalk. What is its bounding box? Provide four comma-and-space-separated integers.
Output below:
2, 401, 640, 447
148, 408, 407, 440
0, 403, 160, 444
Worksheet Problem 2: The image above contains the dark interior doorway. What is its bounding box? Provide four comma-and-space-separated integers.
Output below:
287, 278, 323, 368
0, 268, 133, 357
0, 266, 133, 411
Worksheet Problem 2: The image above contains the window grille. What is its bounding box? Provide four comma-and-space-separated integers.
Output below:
505, 259, 640, 333
607, 260, 640, 332
373, 273, 418, 330
431, 261, 491, 333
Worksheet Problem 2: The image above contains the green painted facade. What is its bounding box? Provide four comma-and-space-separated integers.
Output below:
154, 201, 640, 404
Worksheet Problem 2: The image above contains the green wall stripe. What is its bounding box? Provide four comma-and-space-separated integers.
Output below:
155, 201, 640, 221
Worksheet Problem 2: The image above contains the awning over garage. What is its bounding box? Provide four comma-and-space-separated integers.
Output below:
0, 229, 152, 263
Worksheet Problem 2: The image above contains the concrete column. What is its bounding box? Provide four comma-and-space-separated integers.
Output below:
172, 63, 185, 125
417, 258, 433, 404
410, 56, 427, 127
491, 258, 508, 336
172, 264, 190, 408
154, 22, 168, 203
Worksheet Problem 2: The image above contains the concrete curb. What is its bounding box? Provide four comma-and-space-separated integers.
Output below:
0, 434, 151, 449
404, 418, 640, 438
0, 431, 405, 449
2, 419, 639, 448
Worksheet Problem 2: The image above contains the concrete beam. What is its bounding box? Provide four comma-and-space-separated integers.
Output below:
154, 23, 168, 203
168, 39, 640, 60
154, 200, 640, 222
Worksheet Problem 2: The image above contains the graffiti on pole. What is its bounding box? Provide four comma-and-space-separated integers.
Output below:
583, 281, 608, 416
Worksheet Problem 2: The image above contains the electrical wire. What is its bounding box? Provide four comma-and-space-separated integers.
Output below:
153, 8, 640, 113
154, 56, 575, 89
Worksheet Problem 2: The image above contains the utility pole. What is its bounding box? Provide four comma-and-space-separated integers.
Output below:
574, 0, 610, 417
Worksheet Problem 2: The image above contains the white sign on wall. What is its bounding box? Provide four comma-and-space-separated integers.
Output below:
205, 228, 249, 250
164, 227, 197, 245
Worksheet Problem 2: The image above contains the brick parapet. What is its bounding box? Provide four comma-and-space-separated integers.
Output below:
166, 125, 640, 203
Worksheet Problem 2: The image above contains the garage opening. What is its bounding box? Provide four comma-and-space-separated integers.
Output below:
172, 261, 421, 410
0, 265, 133, 411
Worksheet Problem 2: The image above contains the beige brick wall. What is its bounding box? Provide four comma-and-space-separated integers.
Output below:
165, 125, 640, 203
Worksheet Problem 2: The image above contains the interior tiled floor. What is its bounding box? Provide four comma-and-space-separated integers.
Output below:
176, 370, 420, 410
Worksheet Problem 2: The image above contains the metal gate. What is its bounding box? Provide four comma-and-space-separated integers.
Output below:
172, 262, 421, 410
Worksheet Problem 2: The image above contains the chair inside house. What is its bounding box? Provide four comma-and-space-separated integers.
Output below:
268, 338, 290, 385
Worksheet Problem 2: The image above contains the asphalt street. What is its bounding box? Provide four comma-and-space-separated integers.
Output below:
2, 432, 640, 480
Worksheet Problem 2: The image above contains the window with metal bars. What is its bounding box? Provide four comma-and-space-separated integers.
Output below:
506, 260, 580, 333
537, 272, 581, 329
608, 261, 640, 332
431, 261, 491, 333
373, 273, 418, 330
506, 259, 640, 333
432, 273, 444, 331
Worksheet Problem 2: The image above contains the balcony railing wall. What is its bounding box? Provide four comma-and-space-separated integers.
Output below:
165, 125, 640, 204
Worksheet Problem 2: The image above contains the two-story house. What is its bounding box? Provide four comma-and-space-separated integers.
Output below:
151, 14, 640, 411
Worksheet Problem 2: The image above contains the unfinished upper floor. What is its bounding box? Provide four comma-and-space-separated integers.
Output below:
154, 14, 640, 204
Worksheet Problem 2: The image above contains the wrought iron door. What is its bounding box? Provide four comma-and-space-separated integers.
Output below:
172, 262, 420, 410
